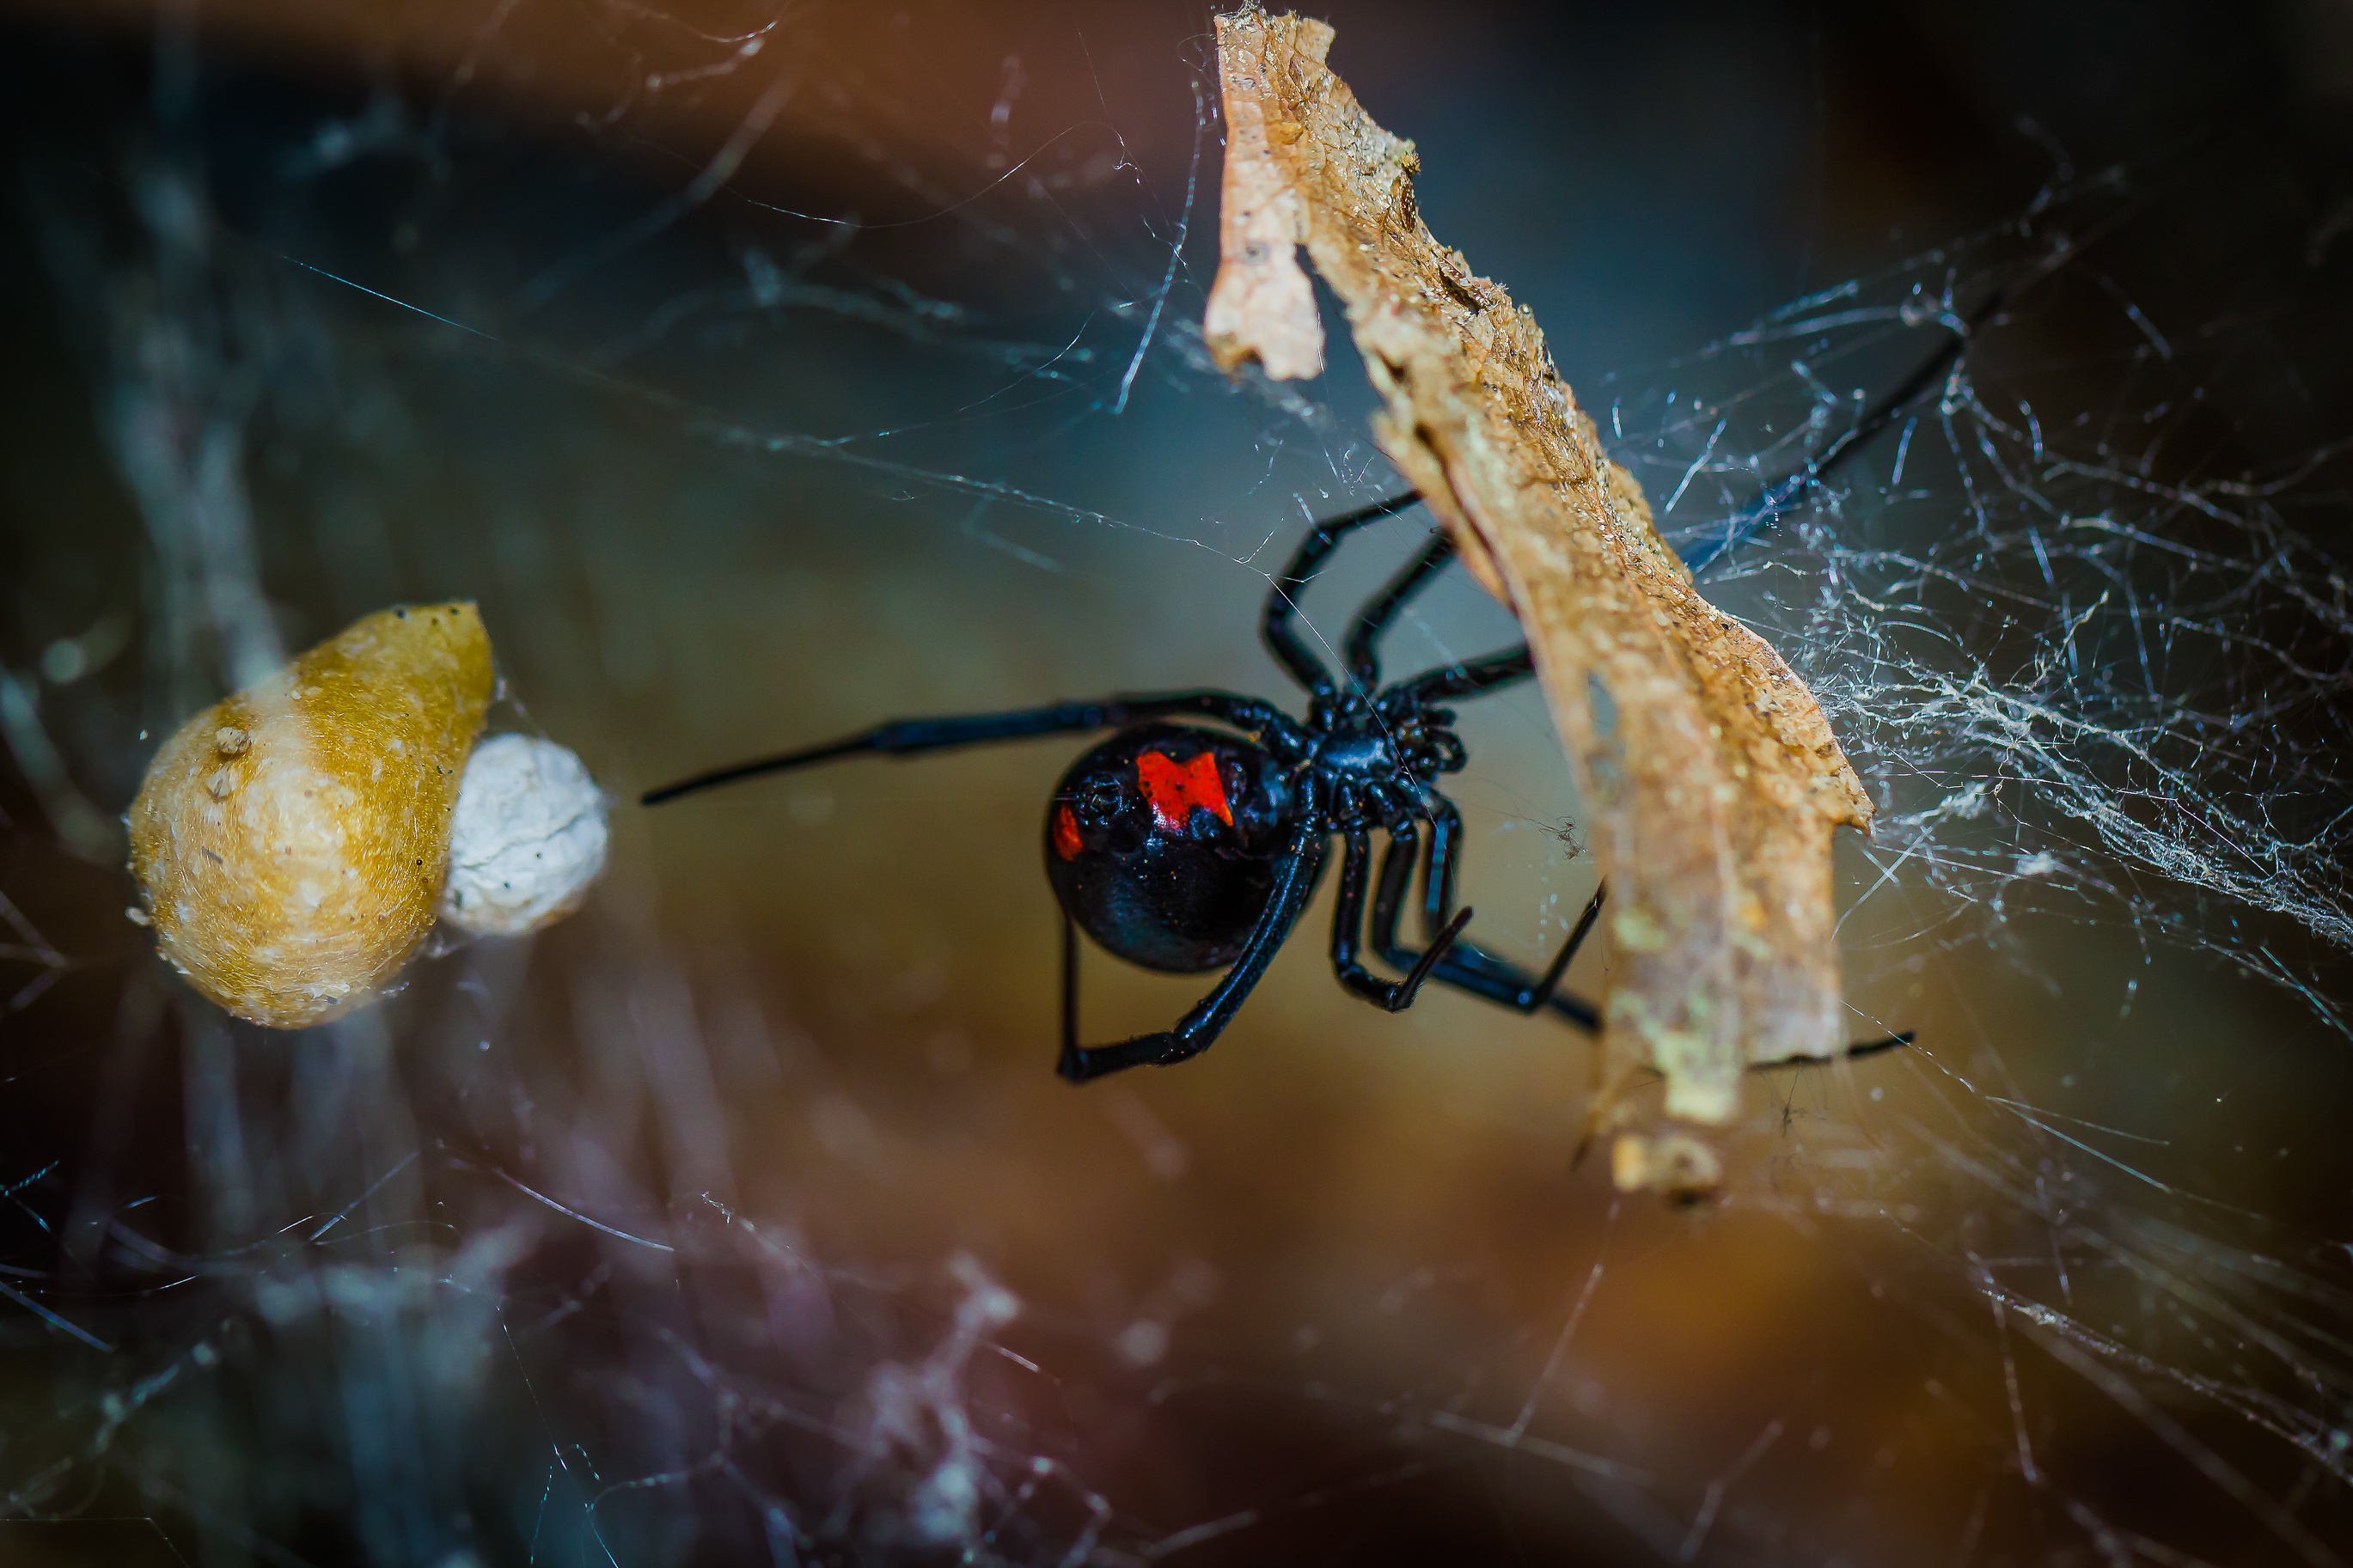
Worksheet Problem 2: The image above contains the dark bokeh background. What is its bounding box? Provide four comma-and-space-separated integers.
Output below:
1, 2, 2351, 1564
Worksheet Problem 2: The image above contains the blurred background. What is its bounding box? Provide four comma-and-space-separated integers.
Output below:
1, 0, 2351, 1563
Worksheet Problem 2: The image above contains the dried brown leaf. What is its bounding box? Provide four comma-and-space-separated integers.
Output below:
1204, 10, 1873, 1167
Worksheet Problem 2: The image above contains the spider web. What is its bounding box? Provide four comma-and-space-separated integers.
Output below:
2, 2, 2351, 1564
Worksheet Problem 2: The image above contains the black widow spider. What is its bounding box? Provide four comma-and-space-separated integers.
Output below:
645, 318, 1980, 1083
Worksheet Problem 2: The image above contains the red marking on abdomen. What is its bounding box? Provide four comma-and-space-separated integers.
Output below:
1052, 805, 1084, 860
1137, 750, 1234, 833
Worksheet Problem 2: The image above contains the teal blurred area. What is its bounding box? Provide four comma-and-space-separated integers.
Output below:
0, 2, 2350, 1564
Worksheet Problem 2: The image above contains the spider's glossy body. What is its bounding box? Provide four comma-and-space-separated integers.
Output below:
1045, 723, 1298, 973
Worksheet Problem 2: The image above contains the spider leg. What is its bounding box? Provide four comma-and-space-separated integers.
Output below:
1369, 791, 1605, 1032
1369, 813, 1422, 943
1342, 527, 1457, 689
1056, 812, 1329, 1083
1329, 823, 1472, 1010
1261, 492, 1422, 697
1388, 643, 1536, 706
1683, 285, 2006, 576
1060, 911, 1080, 1068
1752, 1030, 1917, 1066
643, 688, 1308, 804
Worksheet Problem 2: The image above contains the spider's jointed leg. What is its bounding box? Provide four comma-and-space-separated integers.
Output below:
1367, 792, 1607, 1031
1260, 491, 1423, 696
1344, 526, 1456, 687
1055, 812, 1331, 1083
1753, 1029, 1917, 1067
1391, 642, 1536, 706
1681, 285, 2006, 576
643, 689, 1305, 804
1328, 821, 1473, 1011
1296, 508, 1535, 703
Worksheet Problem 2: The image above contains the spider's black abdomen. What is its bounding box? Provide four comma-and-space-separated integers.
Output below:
1044, 723, 1304, 973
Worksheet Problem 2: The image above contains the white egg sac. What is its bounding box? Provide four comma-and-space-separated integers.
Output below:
438, 734, 609, 937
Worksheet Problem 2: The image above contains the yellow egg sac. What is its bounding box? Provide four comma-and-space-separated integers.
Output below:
127, 602, 493, 1028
